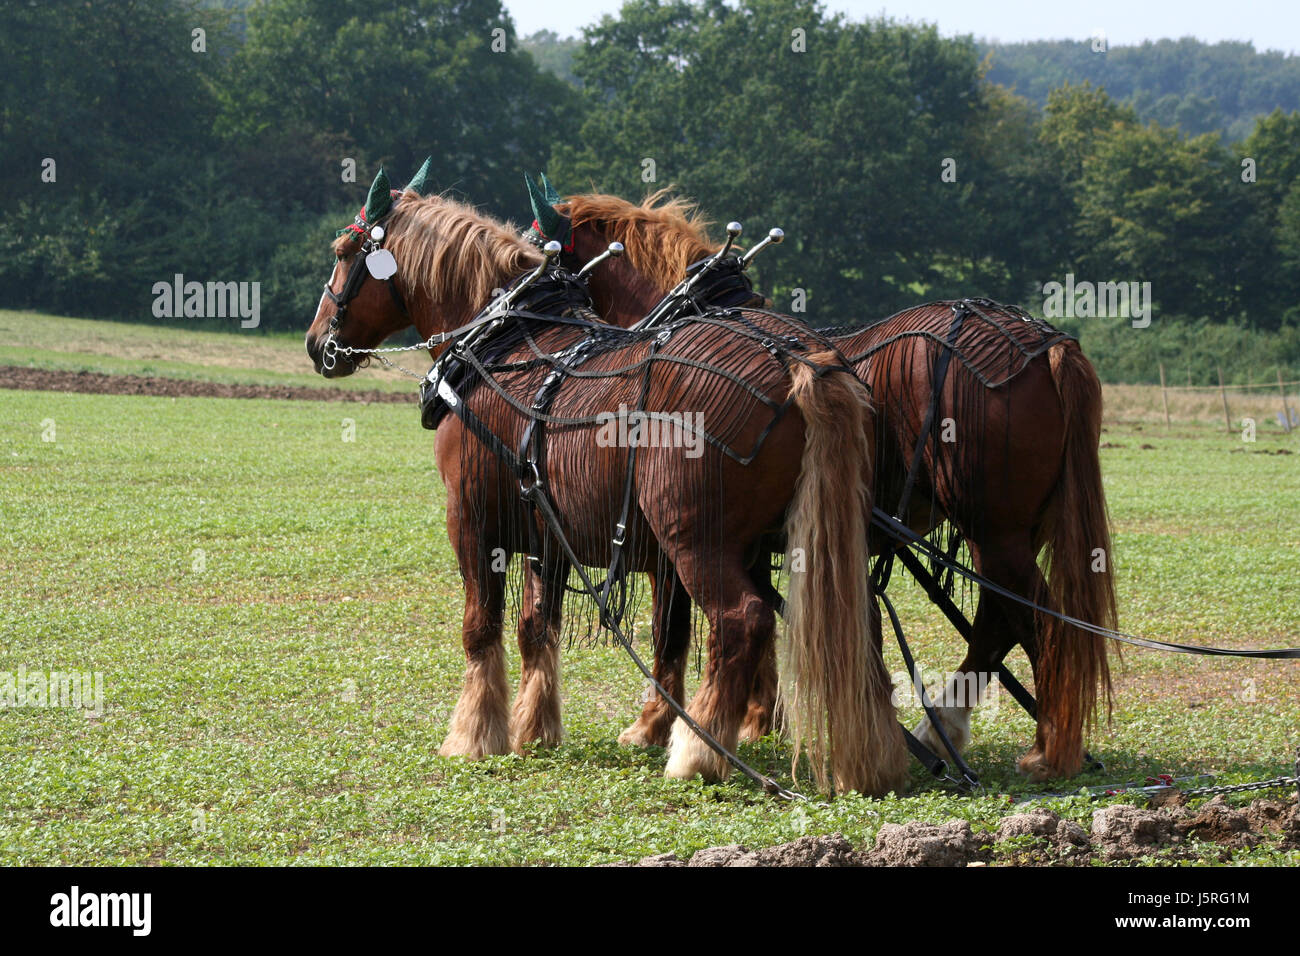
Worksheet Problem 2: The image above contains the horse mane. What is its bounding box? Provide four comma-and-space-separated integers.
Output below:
332, 191, 542, 312
562, 188, 716, 288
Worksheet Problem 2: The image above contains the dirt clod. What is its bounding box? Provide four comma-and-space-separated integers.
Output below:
1091, 805, 1175, 860
1148, 788, 1188, 810
681, 834, 861, 867
630, 852, 685, 867
616, 795, 1298, 867
1057, 819, 1091, 851
866, 820, 978, 867
687, 844, 750, 867
1244, 798, 1294, 833
1175, 796, 1259, 849
997, 808, 1060, 842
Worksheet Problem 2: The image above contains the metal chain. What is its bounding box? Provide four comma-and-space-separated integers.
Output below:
362, 351, 428, 381
333, 336, 437, 357
322, 333, 435, 381
1113, 746, 1300, 800
1179, 776, 1299, 798
1018, 749, 1300, 804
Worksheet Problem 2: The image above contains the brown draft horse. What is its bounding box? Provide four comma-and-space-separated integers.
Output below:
531, 185, 1118, 780
304, 171, 909, 796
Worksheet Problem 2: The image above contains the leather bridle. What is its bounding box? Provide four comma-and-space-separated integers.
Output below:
320, 207, 410, 371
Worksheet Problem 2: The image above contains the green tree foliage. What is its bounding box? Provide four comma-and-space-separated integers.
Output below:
2, 0, 1299, 354
1074, 124, 1241, 318
1238, 109, 1300, 325
551, 0, 993, 319
520, 30, 581, 86
218, 0, 577, 214
0, 0, 233, 313
983, 38, 1300, 141
947, 85, 1070, 302
0, 0, 575, 326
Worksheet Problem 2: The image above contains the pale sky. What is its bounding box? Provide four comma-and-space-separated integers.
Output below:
505, 0, 1300, 54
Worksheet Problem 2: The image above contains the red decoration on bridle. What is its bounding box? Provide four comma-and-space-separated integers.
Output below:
339, 189, 405, 241
529, 219, 575, 254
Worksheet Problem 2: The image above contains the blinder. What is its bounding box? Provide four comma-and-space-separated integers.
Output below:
321, 202, 410, 368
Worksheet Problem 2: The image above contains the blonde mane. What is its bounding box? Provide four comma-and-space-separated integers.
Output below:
562, 188, 717, 289
333, 191, 541, 314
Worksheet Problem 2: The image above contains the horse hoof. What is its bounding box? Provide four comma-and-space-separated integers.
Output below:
618, 719, 669, 748
664, 755, 728, 783
911, 713, 970, 756
665, 720, 729, 782
438, 737, 509, 760
737, 713, 773, 743
439, 722, 510, 759
510, 729, 562, 755
617, 727, 651, 748
1016, 748, 1054, 781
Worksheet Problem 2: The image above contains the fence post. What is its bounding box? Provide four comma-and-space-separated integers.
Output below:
1159, 362, 1170, 428
1218, 365, 1231, 435
1281, 366, 1294, 434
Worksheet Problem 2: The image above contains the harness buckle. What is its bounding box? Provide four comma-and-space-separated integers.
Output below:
612, 522, 628, 548
519, 460, 543, 498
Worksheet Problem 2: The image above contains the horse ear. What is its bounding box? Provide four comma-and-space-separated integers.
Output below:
407, 157, 433, 196
525, 172, 570, 242
363, 166, 393, 223
539, 172, 563, 205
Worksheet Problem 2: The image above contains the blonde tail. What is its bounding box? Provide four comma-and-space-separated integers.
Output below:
781, 351, 909, 796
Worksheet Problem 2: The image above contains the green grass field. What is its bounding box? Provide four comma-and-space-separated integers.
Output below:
1, 312, 1298, 865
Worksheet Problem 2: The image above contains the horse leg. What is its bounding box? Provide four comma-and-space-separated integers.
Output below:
439, 556, 511, 759
737, 562, 781, 742
912, 537, 1039, 763
738, 641, 778, 743
509, 558, 569, 753
957, 544, 1069, 781
618, 568, 691, 747
665, 558, 776, 782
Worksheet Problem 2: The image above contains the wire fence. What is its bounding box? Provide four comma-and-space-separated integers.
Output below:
1103, 363, 1299, 433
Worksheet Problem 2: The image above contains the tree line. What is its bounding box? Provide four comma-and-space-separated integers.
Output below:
3, 0, 1299, 382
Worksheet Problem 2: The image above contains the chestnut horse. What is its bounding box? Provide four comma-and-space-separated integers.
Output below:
524, 183, 1117, 780
304, 169, 909, 796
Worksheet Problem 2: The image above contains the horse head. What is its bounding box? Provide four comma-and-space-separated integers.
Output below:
306, 160, 541, 377
522, 177, 724, 328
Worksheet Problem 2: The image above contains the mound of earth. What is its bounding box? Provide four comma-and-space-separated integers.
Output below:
609, 794, 1298, 867
0, 366, 413, 403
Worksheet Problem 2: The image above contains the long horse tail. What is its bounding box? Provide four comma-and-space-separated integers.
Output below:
1036, 340, 1118, 773
781, 351, 909, 796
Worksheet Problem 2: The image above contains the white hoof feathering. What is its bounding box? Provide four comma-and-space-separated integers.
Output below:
911, 675, 977, 755
664, 717, 729, 781
439, 653, 510, 758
